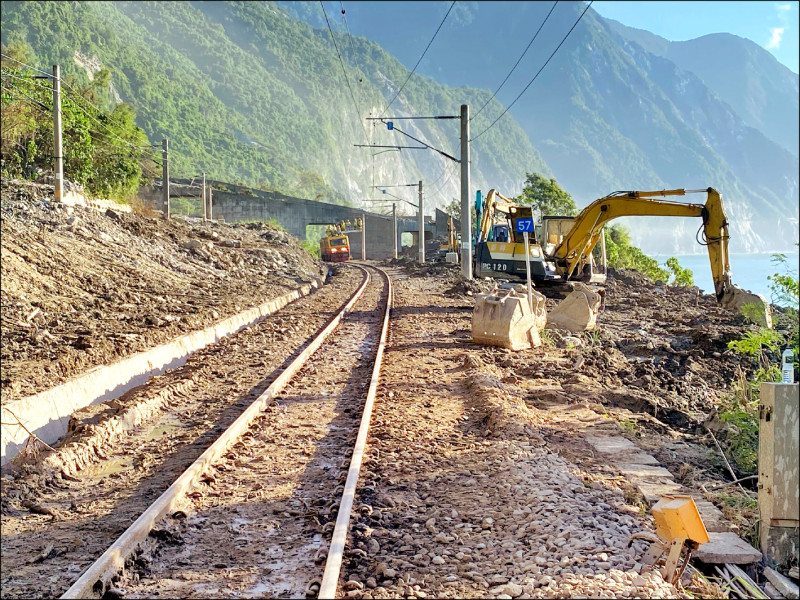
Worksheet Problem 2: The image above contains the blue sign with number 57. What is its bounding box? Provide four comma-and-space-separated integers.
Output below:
515, 218, 534, 233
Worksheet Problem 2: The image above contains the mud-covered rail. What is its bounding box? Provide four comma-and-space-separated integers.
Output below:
57, 264, 390, 598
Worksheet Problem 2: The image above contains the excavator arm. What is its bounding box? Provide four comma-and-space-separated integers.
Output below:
477, 189, 516, 243
551, 188, 735, 303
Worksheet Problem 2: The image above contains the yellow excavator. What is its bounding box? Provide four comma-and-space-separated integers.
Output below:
437, 215, 460, 263
472, 187, 772, 349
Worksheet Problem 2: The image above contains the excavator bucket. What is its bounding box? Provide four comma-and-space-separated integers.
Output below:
546, 283, 603, 333
472, 287, 546, 351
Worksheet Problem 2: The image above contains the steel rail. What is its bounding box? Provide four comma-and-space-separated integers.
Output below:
61, 266, 373, 599
319, 265, 393, 598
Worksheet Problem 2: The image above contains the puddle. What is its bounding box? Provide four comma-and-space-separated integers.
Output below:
84, 456, 129, 479
143, 414, 182, 441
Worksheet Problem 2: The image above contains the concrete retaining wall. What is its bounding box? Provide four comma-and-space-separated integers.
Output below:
0, 279, 321, 465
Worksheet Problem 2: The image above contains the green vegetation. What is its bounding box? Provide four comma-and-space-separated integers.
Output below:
514, 172, 577, 218
769, 253, 800, 309
1, 42, 154, 200
768, 249, 799, 377
0, 0, 545, 206
265, 218, 285, 232
717, 253, 799, 476
301, 239, 320, 258
503, 174, 697, 288
664, 256, 694, 286
168, 196, 201, 216
603, 224, 670, 283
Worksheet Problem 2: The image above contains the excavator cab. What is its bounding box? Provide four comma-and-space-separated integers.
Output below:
541, 216, 607, 284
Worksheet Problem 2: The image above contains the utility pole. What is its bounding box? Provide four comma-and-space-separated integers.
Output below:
208, 188, 213, 220
202, 172, 207, 221
393, 203, 398, 259
162, 138, 169, 219
418, 180, 424, 264
460, 104, 471, 279
361, 210, 366, 260
52, 65, 63, 203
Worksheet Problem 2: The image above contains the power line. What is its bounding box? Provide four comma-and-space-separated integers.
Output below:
2, 82, 159, 168
1, 69, 55, 91
380, 1, 455, 117
380, 120, 459, 162
59, 81, 154, 151
339, 2, 361, 77
1, 53, 155, 152
471, 0, 593, 142
2, 57, 156, 153
0, 53, 55, 79
1, 80, 51, 112
2, 80, 158, 166
428, 160, 460, 198
471, 0, 558, 121
320, 0, 371, 147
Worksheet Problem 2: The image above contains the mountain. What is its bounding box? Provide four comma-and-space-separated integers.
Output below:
280, 1, 799, 254
0, 0, 548, 214
1, 1, 797, 254
604, 20, 800, 157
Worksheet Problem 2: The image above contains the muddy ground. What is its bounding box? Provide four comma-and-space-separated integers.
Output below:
1, 180, 793, 596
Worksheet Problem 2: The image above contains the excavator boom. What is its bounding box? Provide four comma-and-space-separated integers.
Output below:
549, 187, 770, 326
552, 188, 732, 302
470, 186, 772, 351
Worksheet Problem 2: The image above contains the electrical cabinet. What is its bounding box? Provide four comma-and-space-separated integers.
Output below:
758, 383, 799, 565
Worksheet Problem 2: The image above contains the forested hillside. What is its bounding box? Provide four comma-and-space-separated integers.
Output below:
281, 1, 799, 254
512, 5, 798, 253
0, 0, 547, 210
604, 20, 799, 157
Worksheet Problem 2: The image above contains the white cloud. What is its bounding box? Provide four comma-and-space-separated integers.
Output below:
774, 3, 796, 24
768, 27, 785, 48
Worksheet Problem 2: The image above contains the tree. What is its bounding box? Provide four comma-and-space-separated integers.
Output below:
665, 257, 694, 287
445, 196, 476, 226
514, 172, 577, 220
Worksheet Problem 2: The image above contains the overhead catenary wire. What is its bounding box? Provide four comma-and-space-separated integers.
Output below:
1, 80, 51, 112
320, 0, 371, 147
59, 81, 155, 151
0, 52, 55, 79
1, 69, 56, 91
471, 0, 593, 142
427, 161, 460, 199
471, 0, 559, 121
379, 0, 455, 117
339, 2, 362, 78
2, 80, 160, 167
1, 56, 156, 155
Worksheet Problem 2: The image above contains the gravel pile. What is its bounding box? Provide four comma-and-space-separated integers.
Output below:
346, 441, 684, 599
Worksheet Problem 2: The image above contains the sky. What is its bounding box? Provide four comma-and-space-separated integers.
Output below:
592, 0, 800, 73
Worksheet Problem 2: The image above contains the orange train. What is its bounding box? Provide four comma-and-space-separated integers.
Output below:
320, 234, 350, 262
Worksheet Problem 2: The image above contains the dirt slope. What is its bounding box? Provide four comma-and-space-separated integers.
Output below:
1, 179, 326, 402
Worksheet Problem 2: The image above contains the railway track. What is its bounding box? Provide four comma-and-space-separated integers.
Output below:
0, 263, 391, 599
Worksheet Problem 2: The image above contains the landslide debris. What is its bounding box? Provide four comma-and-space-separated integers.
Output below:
384, 258, 771, 483
1, 179, 326, 403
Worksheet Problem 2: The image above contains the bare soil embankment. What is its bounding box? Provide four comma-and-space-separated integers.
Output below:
1, 179, 326, 403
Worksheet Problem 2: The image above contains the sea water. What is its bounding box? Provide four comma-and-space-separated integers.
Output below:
650, 252, 799, 306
